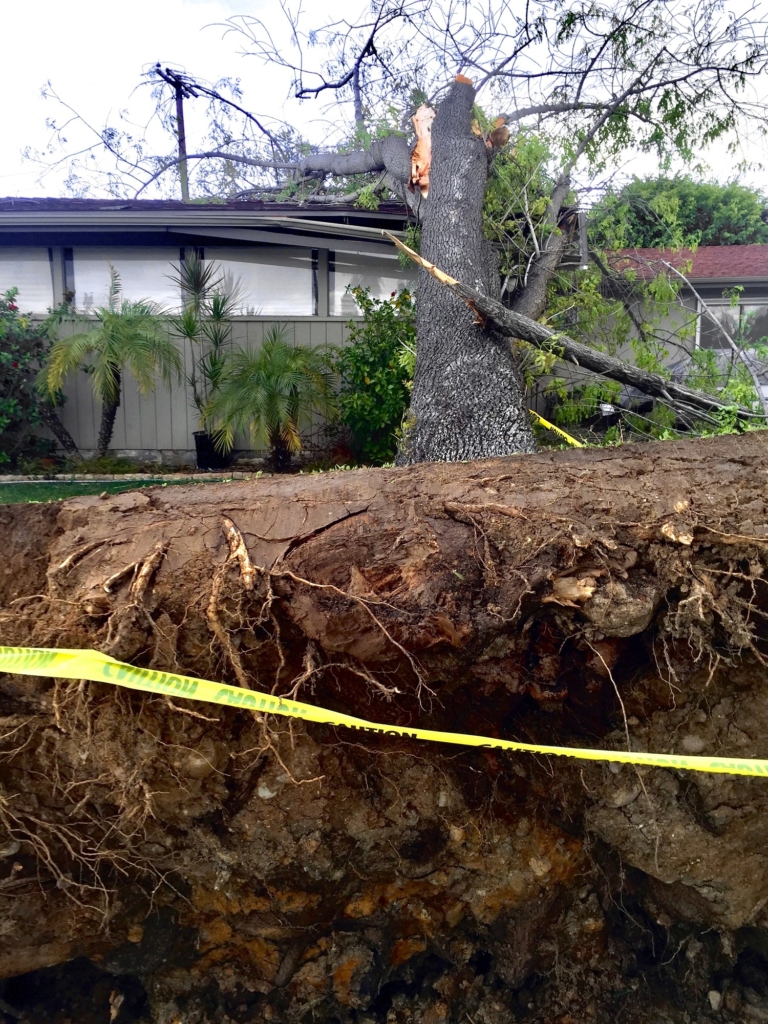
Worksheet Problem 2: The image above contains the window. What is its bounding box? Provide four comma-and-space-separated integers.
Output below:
0, 248, 53, 312
699, 301, 768, 350
72, 248, 183, 310
205, 247, 316, 316
330, 250, 417, 317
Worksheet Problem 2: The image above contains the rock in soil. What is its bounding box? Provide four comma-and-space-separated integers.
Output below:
1, 433, 768, 1022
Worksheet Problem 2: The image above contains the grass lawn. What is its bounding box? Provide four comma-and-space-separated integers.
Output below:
0, 479, 225, 505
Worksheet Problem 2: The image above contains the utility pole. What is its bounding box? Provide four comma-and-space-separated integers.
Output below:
174, 79, 190, 202
155, 65, 196, 202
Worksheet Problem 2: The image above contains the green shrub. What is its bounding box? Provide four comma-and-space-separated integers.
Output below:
0, 289, 59, 467
335, 287, 415, 464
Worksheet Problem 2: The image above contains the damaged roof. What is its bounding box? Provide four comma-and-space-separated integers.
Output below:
0, 196, 411, 250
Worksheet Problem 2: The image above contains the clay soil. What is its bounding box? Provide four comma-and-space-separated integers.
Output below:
2, 433, 768, 1023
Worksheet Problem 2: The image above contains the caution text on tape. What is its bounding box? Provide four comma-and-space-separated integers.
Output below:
0, 645, 765, 777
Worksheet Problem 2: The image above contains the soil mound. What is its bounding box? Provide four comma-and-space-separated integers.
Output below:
2, 433, 768, 1022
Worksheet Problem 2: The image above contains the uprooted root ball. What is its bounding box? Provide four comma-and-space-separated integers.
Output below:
3, 433, 768, 1023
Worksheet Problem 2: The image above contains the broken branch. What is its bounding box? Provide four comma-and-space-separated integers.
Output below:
384, 232, 762, 424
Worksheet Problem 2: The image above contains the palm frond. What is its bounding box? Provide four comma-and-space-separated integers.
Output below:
204, 328, 338, 456
41, 292, 182, 403
107, 264, 122, 313
167, 253, 225, 313
40, 331, 100, 397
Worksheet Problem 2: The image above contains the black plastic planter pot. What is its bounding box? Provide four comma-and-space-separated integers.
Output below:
193, 431, 231, 471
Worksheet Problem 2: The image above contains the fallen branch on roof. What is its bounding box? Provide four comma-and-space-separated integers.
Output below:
384, 232, 762, 426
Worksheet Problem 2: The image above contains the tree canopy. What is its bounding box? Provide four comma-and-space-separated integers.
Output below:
35, 1, 768, 212
590, 176, 768, 250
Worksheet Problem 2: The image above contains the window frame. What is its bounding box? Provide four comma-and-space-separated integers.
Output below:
695, 298, 768, 351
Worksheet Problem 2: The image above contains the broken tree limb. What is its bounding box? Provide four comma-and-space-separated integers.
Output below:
384, 232, 763, 423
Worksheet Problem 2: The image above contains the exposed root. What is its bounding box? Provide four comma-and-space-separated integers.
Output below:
165, 698, 219, 722
261, 564, 433, 706
283, 641, 320, 701
206, 521, 253, 691
104, 542, 168, 660
0, 718, 38, 763
444, 500, 525, 519
130, 543, 168, 603
283, 646, 402, 703
54, 539, 110, 574
0, 787, 118, 918
102, 561, 140, 594
47, 539, 113, 598
221, 516, 257, 590
233, 719, 325, 787
205, 516, 432, 706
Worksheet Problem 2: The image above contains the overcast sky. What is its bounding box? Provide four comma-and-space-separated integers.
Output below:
3, 0, 767, 199
0, 0, 324, 197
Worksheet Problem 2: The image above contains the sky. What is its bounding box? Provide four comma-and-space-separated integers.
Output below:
0, 0, 332, 197
2, 0, 767, 199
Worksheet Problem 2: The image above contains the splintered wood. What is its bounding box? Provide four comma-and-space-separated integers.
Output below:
409, 104, 435, 198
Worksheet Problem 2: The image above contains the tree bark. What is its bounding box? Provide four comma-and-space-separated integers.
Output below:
37, 402, 80, 458
399, 79, 535, 464
96, 367, 121, 458
509, 176, 573, 321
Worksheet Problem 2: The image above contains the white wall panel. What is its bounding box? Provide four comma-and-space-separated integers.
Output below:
72, 248, 182, 310
0, 248, 53, 313
330, 250, 416, 317
206, 247, 315, 316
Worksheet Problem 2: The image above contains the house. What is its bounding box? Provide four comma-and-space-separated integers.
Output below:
606, 244, 768, 349
0, 197, 415, 463
3, 196, 766, 460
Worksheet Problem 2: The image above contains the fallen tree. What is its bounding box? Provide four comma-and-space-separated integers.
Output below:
38, 2, 768, 461
386, 233, 761, 427
2, 432, 768, 1021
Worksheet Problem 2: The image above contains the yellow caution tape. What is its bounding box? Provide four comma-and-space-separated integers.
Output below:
530, 410, 584, 448
0, 645, 766, 777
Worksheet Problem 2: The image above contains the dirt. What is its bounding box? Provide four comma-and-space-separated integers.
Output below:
2, 433, 768, 1023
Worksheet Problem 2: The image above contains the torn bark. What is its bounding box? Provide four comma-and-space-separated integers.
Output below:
408, 104, 435, 198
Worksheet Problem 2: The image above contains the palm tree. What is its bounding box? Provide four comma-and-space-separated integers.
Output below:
167, 253, 240, 420
204, 327, 338, 471
41, 266, 182, 457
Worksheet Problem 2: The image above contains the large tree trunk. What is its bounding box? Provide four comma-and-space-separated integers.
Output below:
2, 434, 768, 1020
399, 79, 536, 463
96, 367, 121, 458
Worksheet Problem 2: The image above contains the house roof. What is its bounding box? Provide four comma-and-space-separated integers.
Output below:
0, 196, 409, 227
608, 244, 768, 283
0, 196, 411, 252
